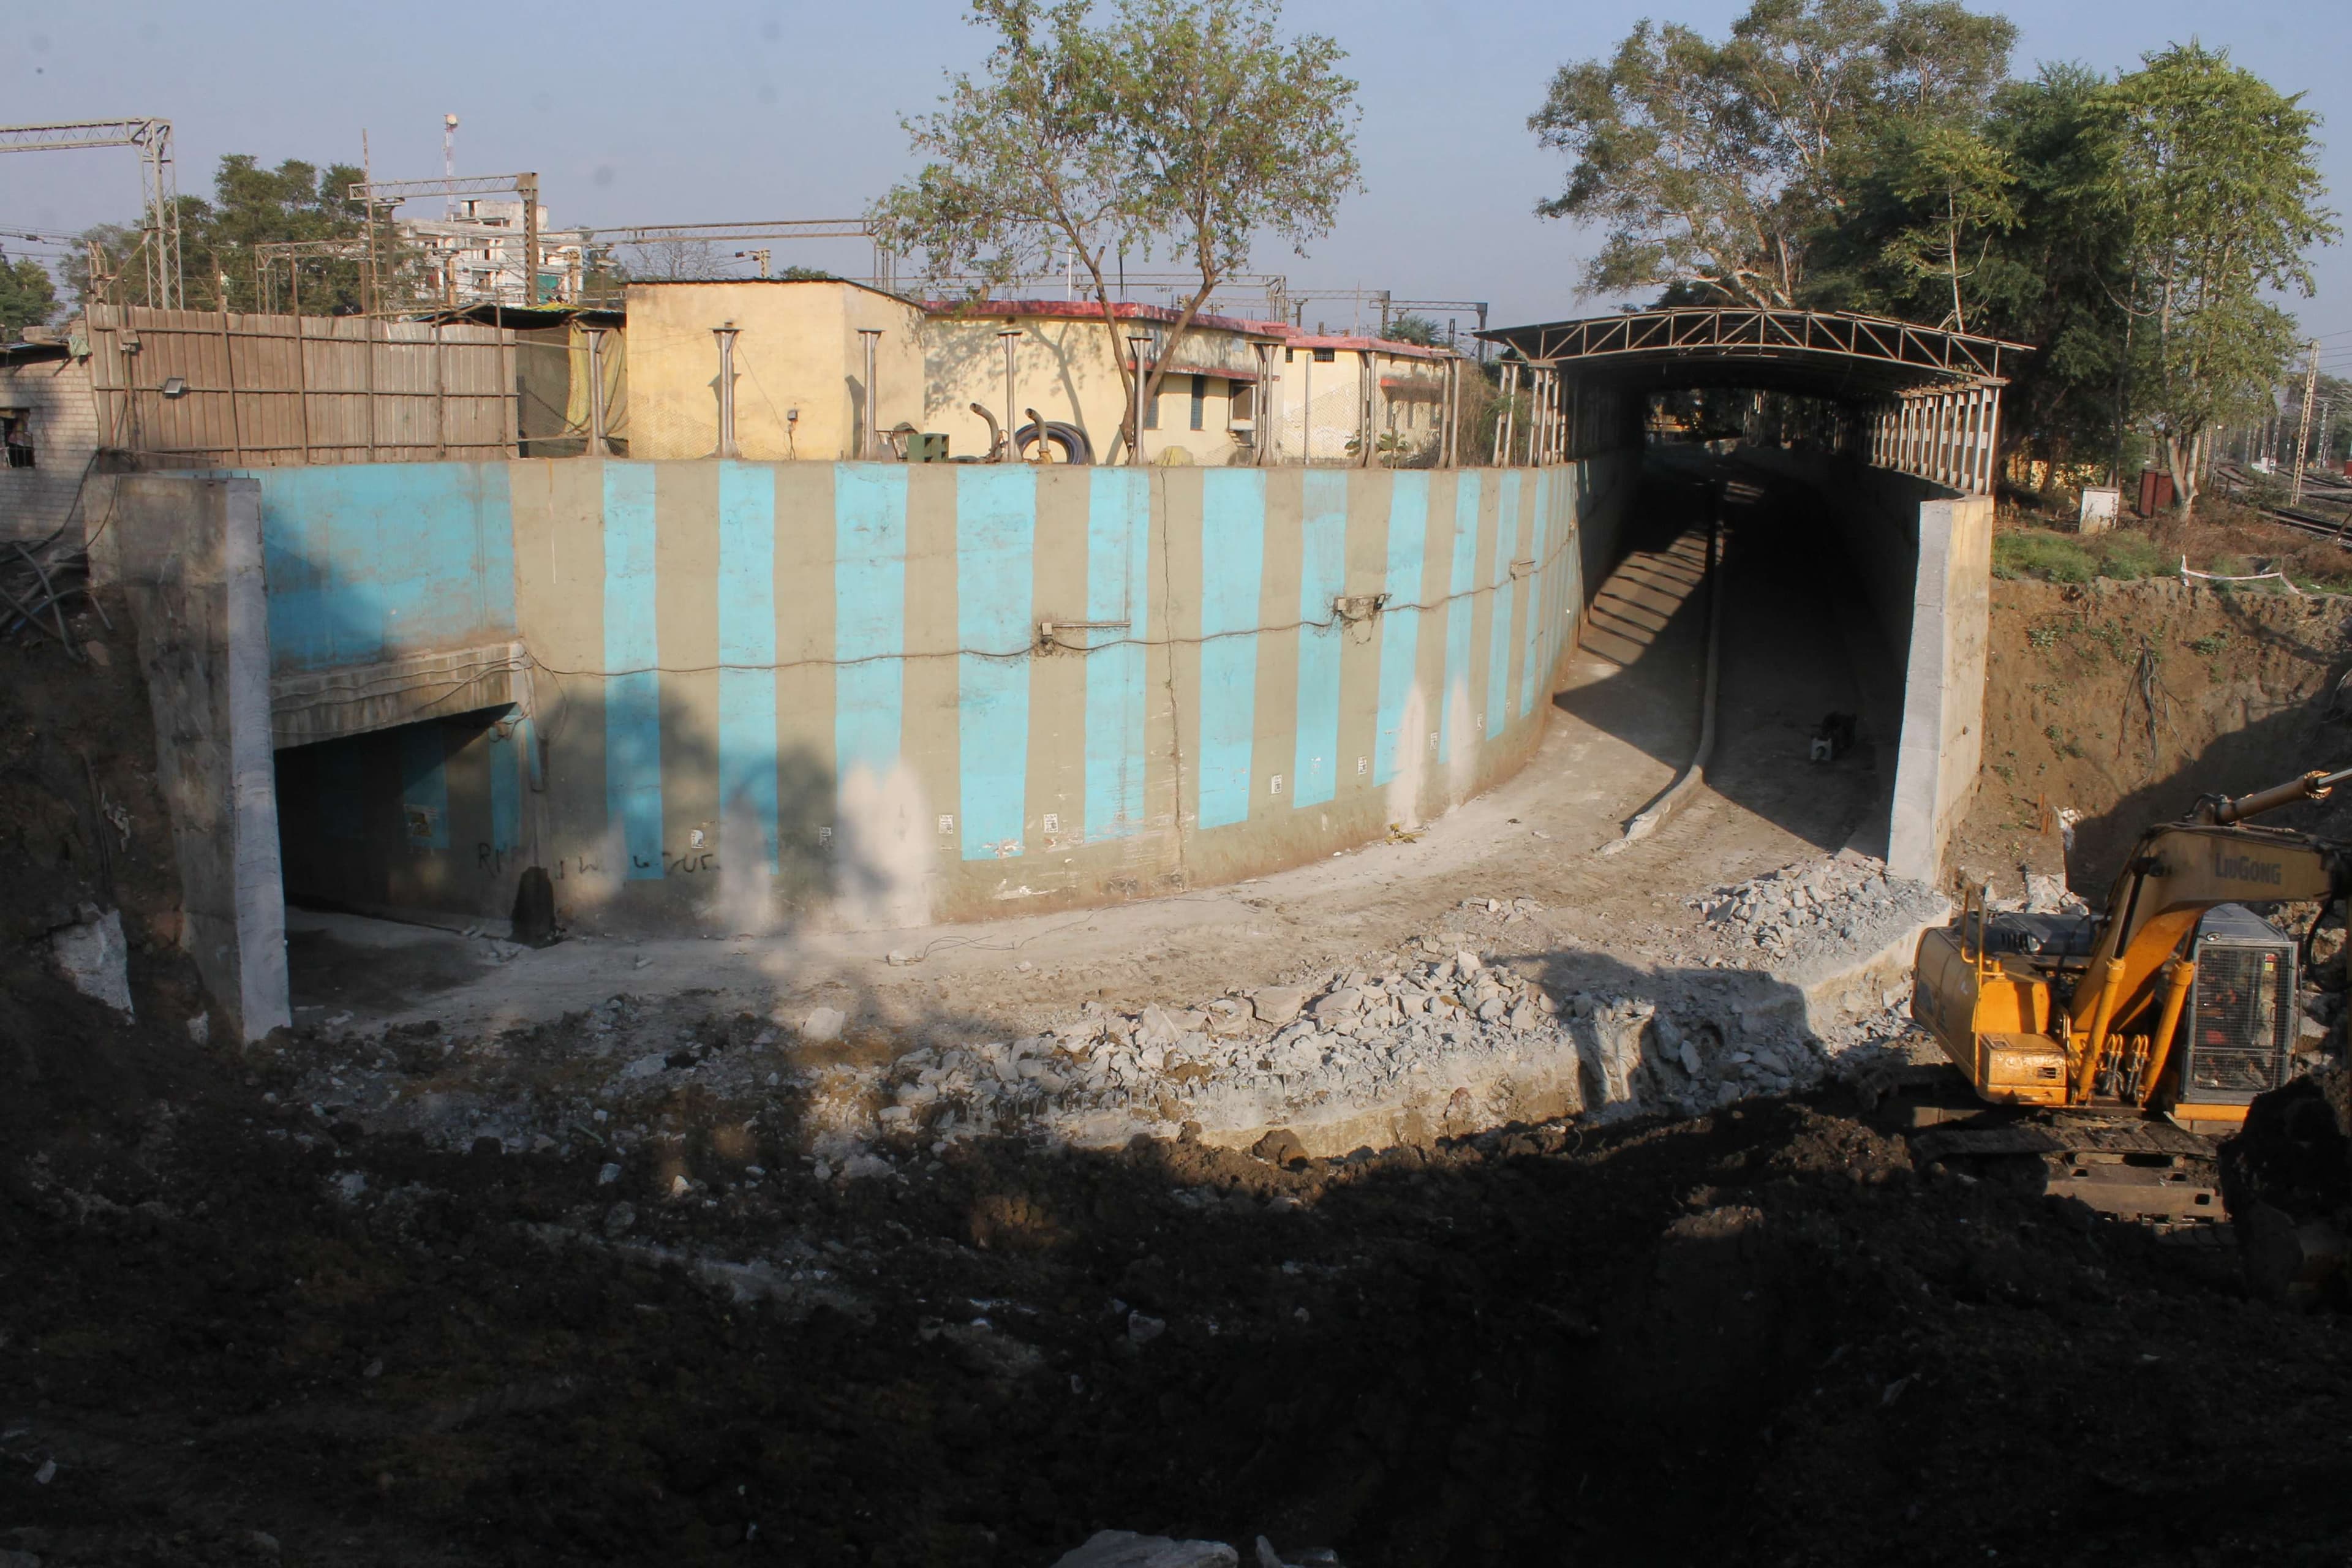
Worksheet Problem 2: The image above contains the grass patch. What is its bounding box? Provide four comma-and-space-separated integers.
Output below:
1992, 524, 2168, 584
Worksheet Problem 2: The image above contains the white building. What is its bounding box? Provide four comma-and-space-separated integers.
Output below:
398, 198, 587, 309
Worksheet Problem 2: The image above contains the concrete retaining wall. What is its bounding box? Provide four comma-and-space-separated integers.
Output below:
100, 476, 292, 1042
1738, 449, 1990, 883
244, 456, 1634, 932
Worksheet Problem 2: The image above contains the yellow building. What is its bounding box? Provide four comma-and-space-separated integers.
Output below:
922, 300, 1285, 466
617, 281, 1463, 467
624, 279, 926, 461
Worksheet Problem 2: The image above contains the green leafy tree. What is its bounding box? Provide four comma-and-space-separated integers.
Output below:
0, 254, 59, 339
874, 0, 1359, 462
1528, 0, 2013, 307
1107, 0, 1360, 444
70, 154, 393, 314
1875, 118, 2016, 331
1382, 312, 1443, 346
2102, 42, 2336, 514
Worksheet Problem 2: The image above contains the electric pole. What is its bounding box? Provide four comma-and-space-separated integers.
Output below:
2291, 340, 2321, 504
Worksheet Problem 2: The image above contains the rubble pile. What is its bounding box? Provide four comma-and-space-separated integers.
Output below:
1690, 851, 1948, 968
286, 942, 1871, 1182
277, 857, 1953, 1176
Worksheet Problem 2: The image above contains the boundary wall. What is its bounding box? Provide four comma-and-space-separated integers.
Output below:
1737, 449, 1990, 883
166, 456, 1633, 936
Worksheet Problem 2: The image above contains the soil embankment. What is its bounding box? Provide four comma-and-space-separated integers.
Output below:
1956, 575, 2352, 900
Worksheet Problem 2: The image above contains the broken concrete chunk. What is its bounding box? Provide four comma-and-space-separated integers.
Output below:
51, 907, 132, 1017
801, 1006, 848, 1044
1310, 987, 1363, 1020
1251, 986, 1307, 1026
1051, 1532, 1238, 1568
621, 1054, 669, 1080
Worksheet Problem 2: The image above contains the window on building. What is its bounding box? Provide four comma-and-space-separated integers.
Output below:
1, 410, 32, 469
1189, 374, 1207, 432
1229, 383, 1256, 428
1313, 347, 1335, 363
1143, 380, 1159, 429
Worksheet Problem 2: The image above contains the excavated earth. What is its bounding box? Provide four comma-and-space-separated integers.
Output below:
10, 516, 2352, 1567
9, 994, 2352, 1568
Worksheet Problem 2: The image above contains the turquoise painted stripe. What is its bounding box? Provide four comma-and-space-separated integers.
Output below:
1373, 473, 1430, 785
601, 464, 663, 880
1196, 470, 1265, 828
1084, 468, 1150, 840
258, 462, 518, 674
398, 722, 450, 850
1486, 471, 1520, 738
834, 465, 908, 785
1291, 470, 1349, 807
717, 462, 780, 872
956, 468, 1036, 859
1438, 472, 1479, 764
1520, 469, 1550, 718
489, 716, 520, 854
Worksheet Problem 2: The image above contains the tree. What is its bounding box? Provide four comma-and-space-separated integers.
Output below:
624, 239, 727, 281
1875, 118, 2016, 331
0, 255, 58, 339
1383, 312, 1443, 346
874, 0, 1359, 462
1105, 0, 1360, 445
2102, 42, 2337, 514
1528, 0, 2013, 307
68, 155, 391, 314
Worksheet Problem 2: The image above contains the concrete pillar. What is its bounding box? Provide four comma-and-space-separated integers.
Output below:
100, 475, 291, 1043
1887, 489, 1992, 883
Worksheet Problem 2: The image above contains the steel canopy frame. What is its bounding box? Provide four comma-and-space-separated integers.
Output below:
1477, 306, 2034, 494
1479, 306, 2027, 390
0, 118, 182, 308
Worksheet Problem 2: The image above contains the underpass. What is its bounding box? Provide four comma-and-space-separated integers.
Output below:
85, 304, 2020, 1156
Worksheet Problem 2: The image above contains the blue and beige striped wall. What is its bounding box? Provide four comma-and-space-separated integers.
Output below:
253, 456, 1633, 931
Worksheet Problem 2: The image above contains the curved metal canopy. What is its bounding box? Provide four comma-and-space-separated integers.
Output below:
1477, 306, 2032, 400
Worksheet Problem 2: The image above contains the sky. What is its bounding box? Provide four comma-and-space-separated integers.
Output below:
4, 1, 2346, 370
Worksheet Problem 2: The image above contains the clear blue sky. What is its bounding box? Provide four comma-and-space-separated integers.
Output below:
4, 1, 2344, 366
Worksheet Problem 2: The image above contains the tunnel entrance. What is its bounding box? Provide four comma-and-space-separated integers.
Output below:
1481, 305, 2024, 880
275, 706, 530, 927
1556, 445, 1901, 864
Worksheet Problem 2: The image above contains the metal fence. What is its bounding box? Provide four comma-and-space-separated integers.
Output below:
85, 303, 524, 466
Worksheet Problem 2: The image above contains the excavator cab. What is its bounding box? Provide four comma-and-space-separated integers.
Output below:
2173, 905, 2299, 1110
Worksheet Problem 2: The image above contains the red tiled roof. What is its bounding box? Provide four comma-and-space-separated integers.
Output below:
920, 298, 1283, 337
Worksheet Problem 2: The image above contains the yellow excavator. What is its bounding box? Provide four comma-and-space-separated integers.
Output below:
1910, 767, 2351, 1219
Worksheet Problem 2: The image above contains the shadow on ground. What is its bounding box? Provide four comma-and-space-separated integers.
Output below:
7, 941, 2351, 1568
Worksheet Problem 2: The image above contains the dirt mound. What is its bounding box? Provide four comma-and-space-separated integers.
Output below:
6, 1018, 2349, 1566
1956, 576, 2352, 899
0, 584, 214, 1144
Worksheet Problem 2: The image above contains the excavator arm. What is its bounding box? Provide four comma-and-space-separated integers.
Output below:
2068, 825, 2351, 1041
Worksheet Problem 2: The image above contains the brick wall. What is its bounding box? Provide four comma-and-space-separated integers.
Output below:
0, 353, 101, 546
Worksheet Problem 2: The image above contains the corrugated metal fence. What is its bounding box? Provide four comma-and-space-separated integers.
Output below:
85, 303, 524, 466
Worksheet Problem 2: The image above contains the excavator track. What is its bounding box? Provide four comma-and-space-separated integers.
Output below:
1910, 1114, 2223, 1223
